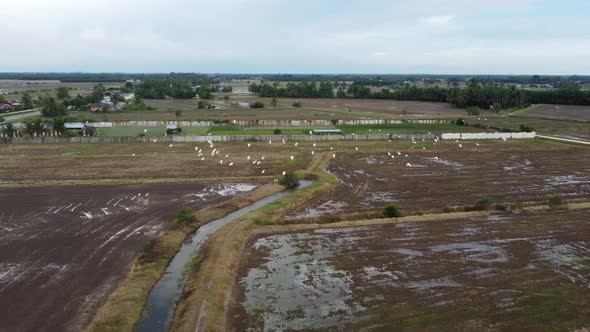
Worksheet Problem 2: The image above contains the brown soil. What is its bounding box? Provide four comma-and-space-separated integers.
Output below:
0, 142, 312, 183
524, 105, 590, 122
230, 208, 590, 331
233, 96, 463, 117
0, 182, 259, 332
289, 141, 590, 217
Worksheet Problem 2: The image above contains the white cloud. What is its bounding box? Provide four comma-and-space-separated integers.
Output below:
419, 15, 455, 26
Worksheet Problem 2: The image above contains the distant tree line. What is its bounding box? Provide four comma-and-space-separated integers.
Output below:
135, 79, 195, 99
249, 80, 590, 109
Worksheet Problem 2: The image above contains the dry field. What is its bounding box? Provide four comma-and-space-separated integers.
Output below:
0, 182, 259, 332
231, 208, 590, 331
467, 115, 590, 140
0, 142, 313, 183
522, 104, 590, 122
289, 141, 590, 218
232, 96, 464, 118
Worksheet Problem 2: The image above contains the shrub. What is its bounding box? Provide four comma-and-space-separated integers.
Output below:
278, 171, 299, 189
249, 101, 265, 108
455, 117, 466, 126
519, 124, 535, 132
175, 207, 194, 226
175, 110, 182, 117
474, 197, 494, 211
546, 193, 564, 208
466, 106, 480, 115
273, 128, 282, 135
292, 101, 302, 107
383, 204, 401, 218
510, 200, 524, 211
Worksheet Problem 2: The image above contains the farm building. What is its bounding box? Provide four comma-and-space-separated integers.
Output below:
64, 122, 88, 135
311, 129, 343, 135
87, 103, 111, 112
166, 124, 181, 135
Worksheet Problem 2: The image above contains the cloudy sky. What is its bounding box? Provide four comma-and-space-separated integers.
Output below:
1, 0, 589, 74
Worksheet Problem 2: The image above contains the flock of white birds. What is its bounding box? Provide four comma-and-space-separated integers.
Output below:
133, 133, 492, 179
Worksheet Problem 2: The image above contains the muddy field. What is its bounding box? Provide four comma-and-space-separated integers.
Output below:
0, 182, 260, 332
232, 96, 463, 118
468, 115, 590, 140
231, 208, 590, 331
523, 104, 590, 122
290, 141, 590, 218
0, 142, 312, 183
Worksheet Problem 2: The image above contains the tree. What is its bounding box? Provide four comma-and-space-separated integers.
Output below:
110, 93, 123, 109
271, 97, 278, 108
40, 96, 67, 117
474, 197, 494, 211
546, 193, 564, 208
278, 171, 299, 189
21, 92, 35, 110
1, 122, 17, 137
175, 207, 194, 226
292, 101, 302, 107
52, 117, 66, 135
197, 101, 207, 109
249, 101, 265, 108
91, 84, 104, 103
273, 128, 282, 134
175, 110, 182, 118
23, 118, 45, 136
384, 204, 401, 218
0, 95, 4, 103
56, 87, 70, 102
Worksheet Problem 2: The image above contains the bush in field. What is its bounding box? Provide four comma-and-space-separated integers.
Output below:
519, 124, 535, 132
383, 204, 401, 218
273, 128, 282, 135
474, 197, 494, 211
455, 117, 466, 126
546, 193, 564, 208
292, 101, 302, 107
466, 106, 480, 115
176, 207, 194, 226
278, 171, 299, 189
249, 101, 265, 108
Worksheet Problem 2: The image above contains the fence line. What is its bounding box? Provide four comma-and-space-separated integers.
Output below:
0, 132, 535, 144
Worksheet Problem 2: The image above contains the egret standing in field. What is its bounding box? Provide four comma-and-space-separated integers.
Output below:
311, 151, 315, 155
295, 142, 299, 147
229, 162, 234, 166
458, 144, 463, 148
332, 154, 336, 158
282, 171, 287, 176
290, 156, 294, 161
247, 155, 251, 160
261, 169, 266, 174
247, 143, 251, 148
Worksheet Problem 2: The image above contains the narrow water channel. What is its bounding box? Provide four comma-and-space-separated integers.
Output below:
135, 180, 313, 332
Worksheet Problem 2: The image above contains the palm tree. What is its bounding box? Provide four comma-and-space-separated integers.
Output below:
21, 92, 35, 110
2, 122, 17, 137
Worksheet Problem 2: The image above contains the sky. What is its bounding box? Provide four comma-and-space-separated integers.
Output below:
1, 0, 589, 74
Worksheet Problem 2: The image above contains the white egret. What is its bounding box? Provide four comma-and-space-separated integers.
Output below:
247, 155, 251, 160
311, 151, 315, 155
290, 156, 294, 160
282, 171, 286, 176
261, 169, 266, 174
406, 163, 412, 167
247, 143, 251, 147
169, 144, 173, 148
220, 160, 223, 164
229, 162, 234, 166
295, 142, 299, 147
458, 144, 463, 148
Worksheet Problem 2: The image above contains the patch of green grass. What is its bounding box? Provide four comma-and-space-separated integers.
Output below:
98, 126, 209, 137
208, 126, 313, 136
336, 123, 485, 134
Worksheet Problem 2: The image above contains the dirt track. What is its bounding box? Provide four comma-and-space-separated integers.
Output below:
0, 182, 258, 332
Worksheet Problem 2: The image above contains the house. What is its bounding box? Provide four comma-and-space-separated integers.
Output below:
121, 93, 135, 101
0, 100, 23, 112
64, 122, 88, 135
87, 103, 111, 112
311, 129, 343, 135
165, 124, 181, 135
